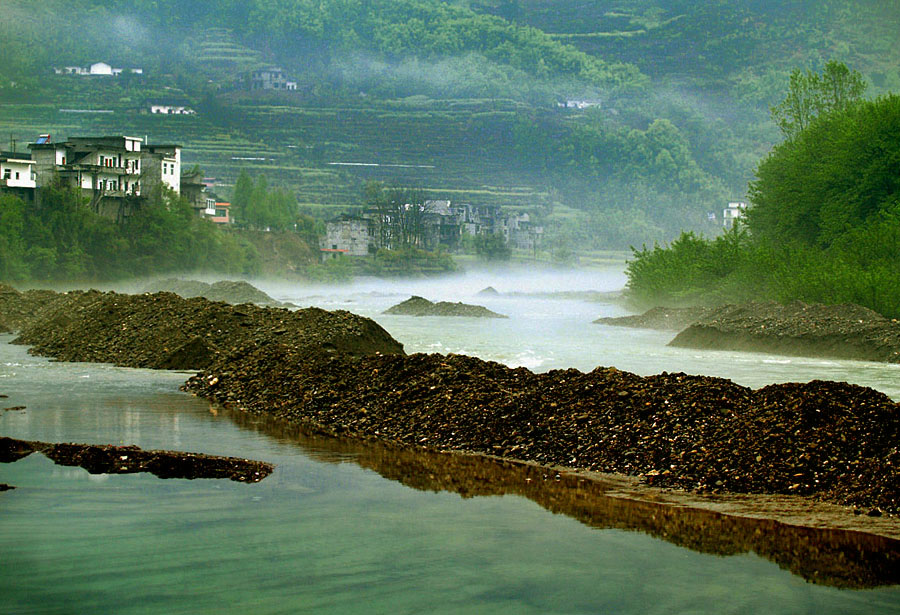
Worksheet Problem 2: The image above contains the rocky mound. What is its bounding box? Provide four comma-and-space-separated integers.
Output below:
0, 285, 62, 332
595, 306, 716, 331
670, 301, 900, 363
142, 278, 291, 307
185, 350, 900, 514
13, 290, 404, 370
1, 437, 273, 483
384, 296, 507, 318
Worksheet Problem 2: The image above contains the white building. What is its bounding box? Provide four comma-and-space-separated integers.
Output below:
0, 152, 36, 190
89, 62, 114, 76
723, 201, 747, 228
143, 144, 182, 194
150, 103, 196, 115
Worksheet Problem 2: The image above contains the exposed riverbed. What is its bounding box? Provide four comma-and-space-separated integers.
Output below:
2, 266, 900, 613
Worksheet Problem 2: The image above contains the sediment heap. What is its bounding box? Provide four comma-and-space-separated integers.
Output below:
385, 295, 507, 318
141, 278, 293, 307
0, 436, 273, 483
669, 301, 900, 363
595, 306, 716, 331
7, 288, 404, 370
185, 350, 900, 515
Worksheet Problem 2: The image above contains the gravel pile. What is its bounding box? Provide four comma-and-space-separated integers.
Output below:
670, 301, 900, 363
0, 285, 61, 332
141, 278, 292, 307
385, 295, 507, 318
11, 290, 404, 370
185, 350, 900, 514
1, 437, 273, 482
595, 306, 716, 331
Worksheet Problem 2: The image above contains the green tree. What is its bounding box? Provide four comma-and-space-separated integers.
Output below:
770, 60, 867, 139
231, 169, 254, 226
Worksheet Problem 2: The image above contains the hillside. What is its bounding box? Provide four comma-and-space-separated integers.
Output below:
1, 0, 898, 250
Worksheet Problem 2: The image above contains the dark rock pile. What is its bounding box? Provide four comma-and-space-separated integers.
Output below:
11, 290, 404, 370
141, 278, 292, 307
670, 301, 900, 363
0, 285, 61, 332
0, 436, 273, 482
185, 350, 900, 514
596, 306, 716, 331
385, 295, 507, 318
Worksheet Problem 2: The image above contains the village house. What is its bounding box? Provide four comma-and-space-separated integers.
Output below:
321, 200, 542, 259
142, 144, 182, 195
723, 201, 747, 229
53, 63, 143, 76
148, 102, 196, 115
0, 150, 37, 202
320, 214, 373, 261
24, 135, 182, 220
248, 67, 298, 91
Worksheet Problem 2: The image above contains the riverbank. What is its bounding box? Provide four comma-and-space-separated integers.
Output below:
3, 287, 898, 520
670, 301, 900, 363
600, 301, 900, 364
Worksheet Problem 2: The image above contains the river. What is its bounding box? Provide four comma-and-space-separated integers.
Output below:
2, 265, 899, 614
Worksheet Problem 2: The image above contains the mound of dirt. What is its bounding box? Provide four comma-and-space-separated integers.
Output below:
142, 278, 291, 307
669, 301, 900, 363
595, 306, 717, 331
12, 290, 404, 370
0, 437, 273, 483
384, 296, 507, 318
0, 285, 61, 332
185, 349, 900, 515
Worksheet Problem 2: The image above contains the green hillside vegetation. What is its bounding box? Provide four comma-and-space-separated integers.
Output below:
0, 187, 259, 282
626, 72, 900, 317
2, 1, 899, 257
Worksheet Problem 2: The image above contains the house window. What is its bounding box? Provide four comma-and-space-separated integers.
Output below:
15, 171, 20, 180
3, 169, 10, 180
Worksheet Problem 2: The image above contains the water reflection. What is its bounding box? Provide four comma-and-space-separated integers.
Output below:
218, 406, 900, 589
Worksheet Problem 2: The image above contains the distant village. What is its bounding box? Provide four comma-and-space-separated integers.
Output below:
1, 130, 744, 263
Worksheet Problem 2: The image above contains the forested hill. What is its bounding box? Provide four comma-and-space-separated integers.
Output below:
1, 0, 898, 250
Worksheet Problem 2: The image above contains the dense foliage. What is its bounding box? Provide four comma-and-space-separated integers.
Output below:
0, 187, 259, 282
626, 90, 900, 318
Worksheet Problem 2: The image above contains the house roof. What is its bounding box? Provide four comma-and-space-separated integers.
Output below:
0, 151, 33, 161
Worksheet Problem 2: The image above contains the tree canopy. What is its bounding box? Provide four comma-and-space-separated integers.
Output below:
770, 60, 867, 139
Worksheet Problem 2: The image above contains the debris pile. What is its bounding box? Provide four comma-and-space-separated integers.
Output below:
596, 306, 716, 331
670, 301, 900, 362
185, 350, 900, 514
11, 290, 404, 370
0, 437, 273, 482
384, 295, 507, 318
141, 278, 292, 307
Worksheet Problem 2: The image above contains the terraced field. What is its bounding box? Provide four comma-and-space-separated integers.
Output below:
0, 89, 551, 214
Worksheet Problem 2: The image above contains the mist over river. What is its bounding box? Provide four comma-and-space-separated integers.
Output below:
3, 265, 899, 614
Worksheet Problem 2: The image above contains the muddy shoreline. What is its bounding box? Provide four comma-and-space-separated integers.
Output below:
2, 286, 898, 533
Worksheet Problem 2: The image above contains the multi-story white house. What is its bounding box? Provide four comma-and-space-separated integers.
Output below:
142, 144, 182, 195
723, 201, 747, 229
27, 135, 181, 220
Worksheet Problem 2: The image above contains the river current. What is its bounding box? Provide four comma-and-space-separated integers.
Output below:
2, 266, 899, 614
